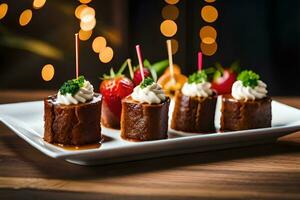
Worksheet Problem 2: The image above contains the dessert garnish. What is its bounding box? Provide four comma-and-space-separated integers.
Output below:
100, 60, 134, 124
157, 40, 187, 96
140, 76, 154, 88
57, 75, 94, 105
237, 70, 260, 88
211, 62, 239, 94
232, 70, 267, 101
181, 71, 213, 98
187, 70, 208, 84
131, 77, 166, 104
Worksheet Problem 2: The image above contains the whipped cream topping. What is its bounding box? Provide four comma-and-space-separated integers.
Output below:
131, 82, 166, 104
57, 80, 94, 105
181, 82, 213, 98
231, 80, 267, 101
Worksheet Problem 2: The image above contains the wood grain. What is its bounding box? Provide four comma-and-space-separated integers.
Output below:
0, 91, 300, 200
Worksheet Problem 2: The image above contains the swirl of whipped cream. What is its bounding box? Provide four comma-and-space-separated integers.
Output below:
57, 80, 94, 105
131, 82, 166, 104
232, 80, 267, 101
181, 82, 213, 98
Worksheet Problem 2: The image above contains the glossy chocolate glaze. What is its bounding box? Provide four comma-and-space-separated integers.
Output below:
44, 93, 102, 146
171, 91, 217, 133
220, 94, 272, 131
120, 96, 170, 141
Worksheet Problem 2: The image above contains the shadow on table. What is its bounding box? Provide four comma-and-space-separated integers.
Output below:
1, 123, 300, 181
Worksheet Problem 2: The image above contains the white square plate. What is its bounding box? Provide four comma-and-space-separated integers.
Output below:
0, 99, 300, 165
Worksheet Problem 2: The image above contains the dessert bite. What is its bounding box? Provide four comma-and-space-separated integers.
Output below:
100, 63, 134, 129
44, 76, 102, 146
171, 71, 217, 133
158, 39, 187, 97
220, 70, 272, 131
121, 77, 170, 141
157, 65, 187, 97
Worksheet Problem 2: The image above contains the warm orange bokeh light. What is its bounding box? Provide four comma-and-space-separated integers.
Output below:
80, 18, 96, 31
200, 42, 218, 56
99, 47, 114, 63
200, 26, 217, 44
201, 5, 218, 23
170, 39, 179, 54
41, 64, 55, 81
79, 0, 92, 3
205, 0, 216, 2
92, 36, 107, 53
165, 0, 180, 5
33, 0, 46, 9
79, 29, 93, 41
162, 5, 179, 20
160, 20, 177, 37
0, 3, 8, 20
75, 4, 88, 19
19, 9, 33, 26
80, 7, 95, 22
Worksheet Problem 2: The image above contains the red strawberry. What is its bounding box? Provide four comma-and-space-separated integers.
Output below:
133, 67, 151, 86
211, 69, 237, 94
100, 76, 134, 119
210, 62, 240, 94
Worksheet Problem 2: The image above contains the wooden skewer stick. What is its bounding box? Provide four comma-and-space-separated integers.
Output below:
135, 45, 145, 81
166, 40, 175, 81
75, 33, 79, 79
127, 58, 134, 80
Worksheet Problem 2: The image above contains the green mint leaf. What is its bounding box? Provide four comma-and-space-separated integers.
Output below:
140, 77, 154, 89
59, 76, 86, 95
237, 70, 260, 88
188, 71, 208, 84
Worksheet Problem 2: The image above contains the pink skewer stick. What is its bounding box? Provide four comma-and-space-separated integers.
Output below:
198, 52, 203, 72
75, 33, 79, 79
135, 45, 145, 81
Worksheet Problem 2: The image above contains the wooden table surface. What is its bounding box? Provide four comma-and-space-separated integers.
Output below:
0, 90, 300, 200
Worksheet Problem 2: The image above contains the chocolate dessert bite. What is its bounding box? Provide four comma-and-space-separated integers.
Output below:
121, 77, 170, 141
44, 76, 102, 146
171, 71, 217, 133
220, 70, 272, 131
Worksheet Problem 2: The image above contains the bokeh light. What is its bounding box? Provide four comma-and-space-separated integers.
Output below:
200, 42, 218, 56
92, 36, 107, 53
165, 0, 180, 5
170, 39, 179, 54
75, 4, 88, 19
79, 0, 92, 4
205, 0, 216, 2
79, 29, 93, 41
33, 0, 46, 9
162, 5, 179, 20
41, 64, 55, 81
80, 7, 95, 22
80, 18, 96, 31
0, 3, 8, 20
99, 47, 114, 63
160, 20, 177, 37
200, 25, 217, 44
19, 9, 33, 26
201, 5, 218, 23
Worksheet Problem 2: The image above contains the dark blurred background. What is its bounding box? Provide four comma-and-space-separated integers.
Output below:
0, 0, 299, 95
